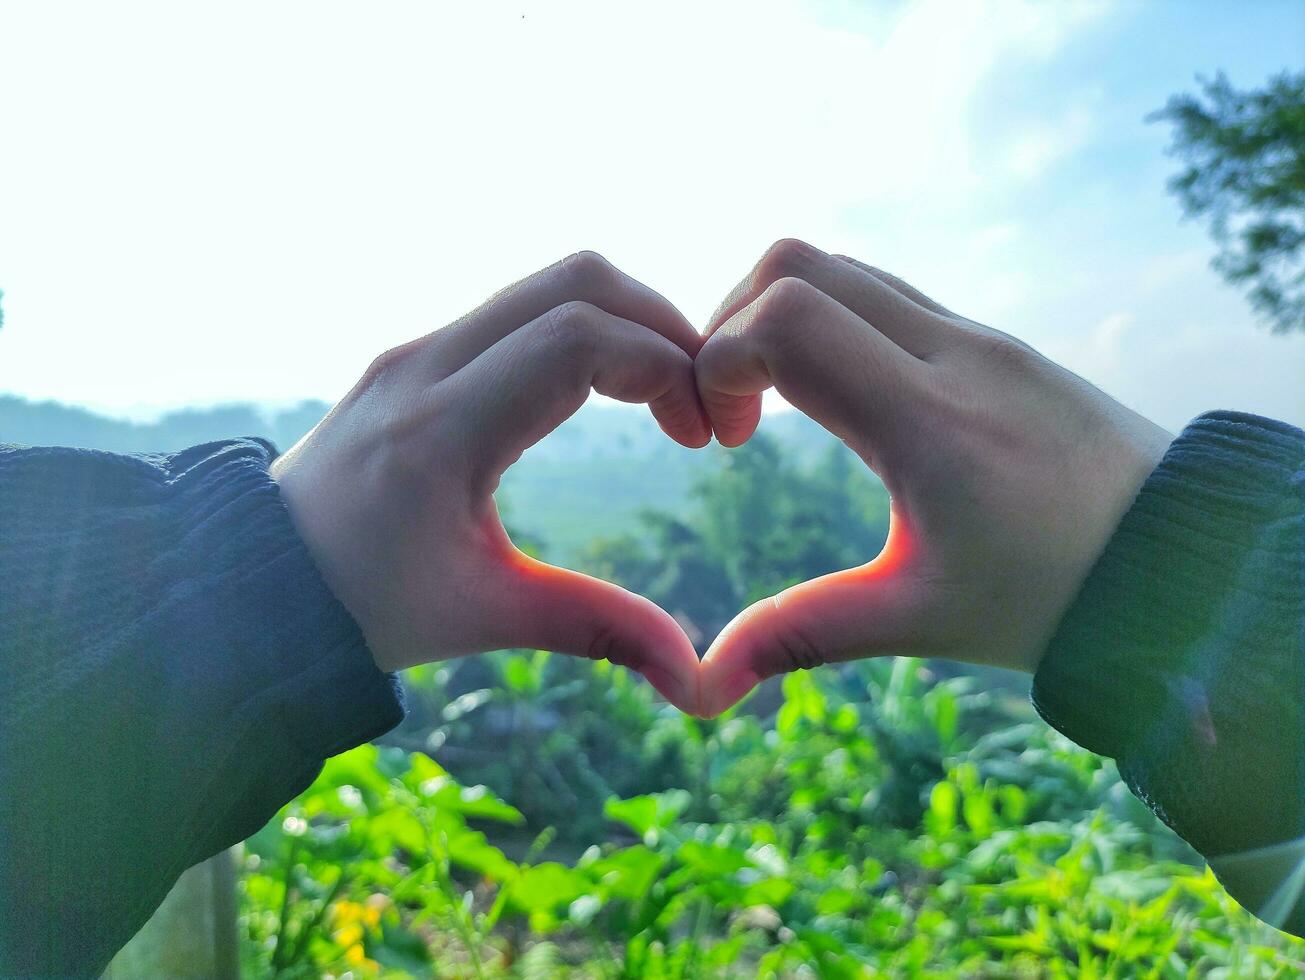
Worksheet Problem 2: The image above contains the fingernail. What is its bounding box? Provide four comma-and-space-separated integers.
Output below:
709, 669, 760, 716
641, 665, 693, 712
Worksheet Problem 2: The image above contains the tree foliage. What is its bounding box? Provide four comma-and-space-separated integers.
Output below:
579, 435, 889, 649
1151, 71, 1305, 332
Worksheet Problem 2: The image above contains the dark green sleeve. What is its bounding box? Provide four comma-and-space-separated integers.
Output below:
0, 439, 405, 977
1032, 411, 1305, 936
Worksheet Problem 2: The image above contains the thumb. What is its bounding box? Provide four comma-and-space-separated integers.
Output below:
489, 550, 702, 714
694, 276, 923, 455
698, 524, 922, 716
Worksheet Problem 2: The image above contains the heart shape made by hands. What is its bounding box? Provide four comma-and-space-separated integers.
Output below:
280, 242, 1166, 725
499, 241, 1168, 722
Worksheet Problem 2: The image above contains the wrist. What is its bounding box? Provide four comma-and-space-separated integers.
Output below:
1031, 410, 1305, 756
1000, 410, 1173, 677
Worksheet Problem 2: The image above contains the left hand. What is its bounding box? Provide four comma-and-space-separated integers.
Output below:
271, 252, 708, 712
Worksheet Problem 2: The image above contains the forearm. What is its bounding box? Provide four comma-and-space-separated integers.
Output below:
0, 439, 404, 977
1032, 411, 1305, 934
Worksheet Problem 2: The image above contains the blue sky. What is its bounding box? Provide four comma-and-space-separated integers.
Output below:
1, 0, 1302, 431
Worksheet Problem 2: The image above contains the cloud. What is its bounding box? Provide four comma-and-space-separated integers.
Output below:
1006, 107, 1097, 179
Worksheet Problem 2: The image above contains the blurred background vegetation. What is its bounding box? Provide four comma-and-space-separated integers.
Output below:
1149, 70, 1305, 334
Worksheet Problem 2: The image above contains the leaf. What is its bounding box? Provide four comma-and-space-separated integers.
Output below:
506, 863, 589, 914
604, 791, 689, 841
778, 671, 827, 735
742, 878, 794, 908
428, 781, 524, 825
929, 780, 959, 835
501, 654, 539, 695
676, 840, 749, 877
928, 688, 959, 744
569, 893, 602, 926
443, 827, 518, 881
369, 921, 431, 975
591, 846, 665, 900
962, 790, 995, 837
604, 796, 659, 837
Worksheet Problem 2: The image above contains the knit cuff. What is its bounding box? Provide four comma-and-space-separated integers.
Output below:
1031, 411, 1305, 761
161, 438, 406, 762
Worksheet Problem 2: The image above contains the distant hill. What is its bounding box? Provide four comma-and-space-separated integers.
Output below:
0, 395, 331, 457
0, 395, 849, 562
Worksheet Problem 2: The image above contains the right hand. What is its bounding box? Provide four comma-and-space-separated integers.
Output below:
271, 252, 708, 713
694, 239, 1174, 716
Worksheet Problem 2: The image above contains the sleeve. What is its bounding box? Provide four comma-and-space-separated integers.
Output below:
1031, 411, 1305, 936
0, 438, 406, 978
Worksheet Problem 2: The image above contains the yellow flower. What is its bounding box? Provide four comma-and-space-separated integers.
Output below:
334, 924, 363, 948
332, 900, 365, 925
362, 894, 387, 928
343, 941, 380, 974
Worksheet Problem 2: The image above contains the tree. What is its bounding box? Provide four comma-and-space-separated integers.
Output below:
1150, 71, 1305, 333
578, 434, 891, 652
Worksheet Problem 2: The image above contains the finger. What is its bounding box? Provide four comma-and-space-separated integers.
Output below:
484, 548, 702, 714
447, 300, 710, 486
427, 251, 702, 373
831, 255, 963, 321
694, 276, 925, 453
698, 523, 924, 716
704, 239, 955, 359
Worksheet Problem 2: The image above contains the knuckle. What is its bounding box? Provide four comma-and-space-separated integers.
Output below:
770, 619, 826, 677
585, 620, 622, 665
975, 330, 1035, 372
359, 344, 411, 389
752, 276, 818, 345
693, 339, 733, 396
560, 249, 616, 289
542, 301, 600, 358
652, 375, 701, 426
844, 257, 892, 283
756, 237, 817, 285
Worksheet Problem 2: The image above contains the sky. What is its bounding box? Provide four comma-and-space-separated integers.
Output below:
1, 0, 1303, 432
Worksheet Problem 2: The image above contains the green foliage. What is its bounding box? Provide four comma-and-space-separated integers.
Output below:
1151, 71, 1305, 333
580, 435, 888, 646
394, 647, 698, 845
239, 663, 1304, 977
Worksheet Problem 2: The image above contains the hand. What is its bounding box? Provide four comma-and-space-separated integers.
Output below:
271, 252, 709, 712
694, 239, 1174, 716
